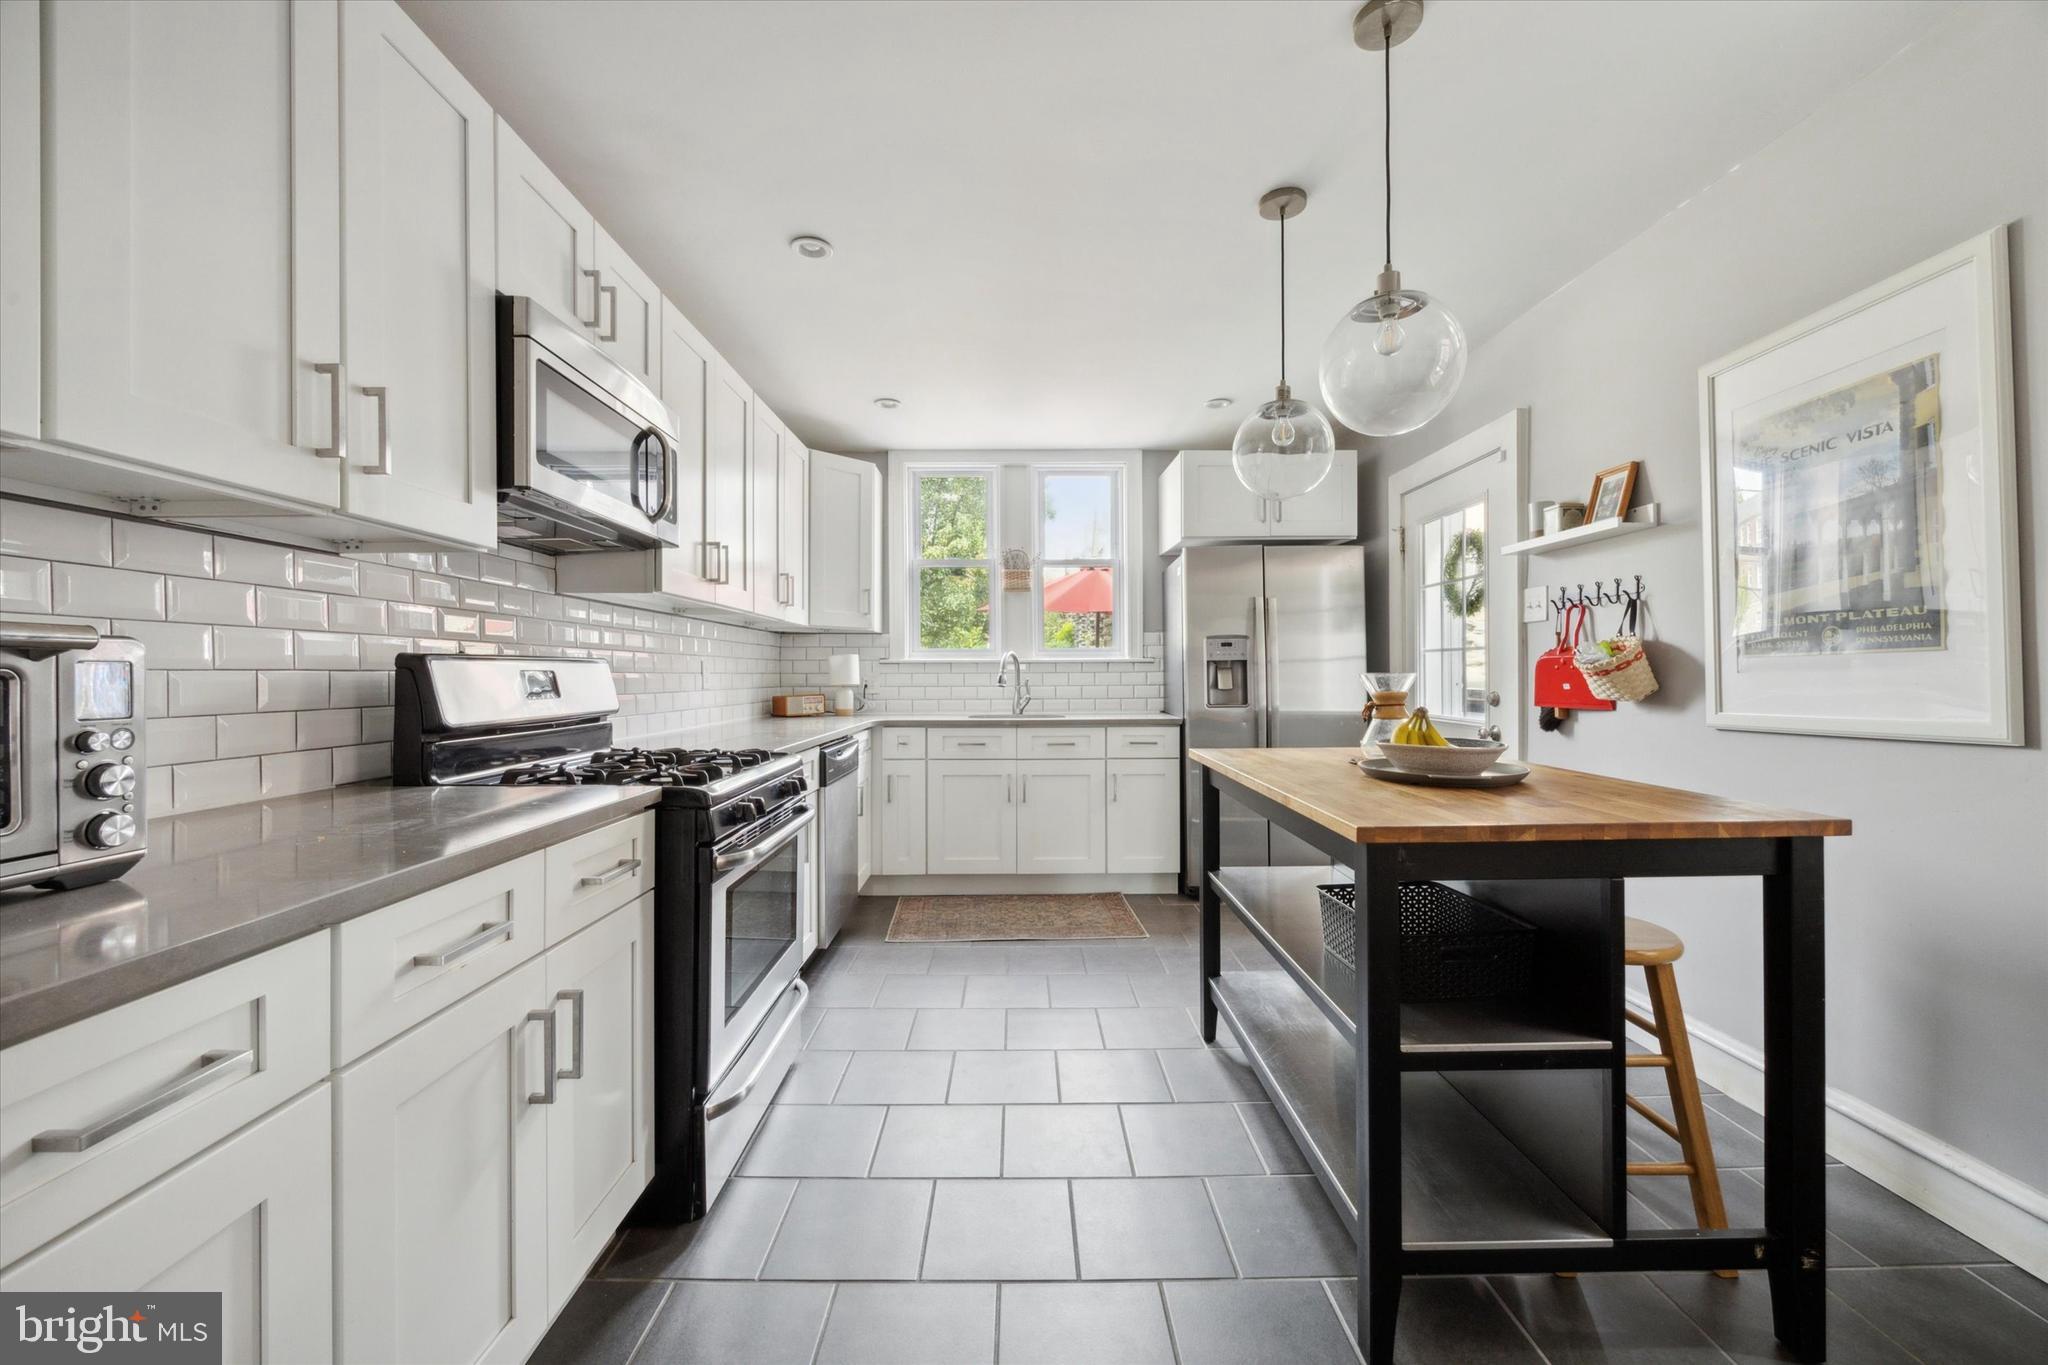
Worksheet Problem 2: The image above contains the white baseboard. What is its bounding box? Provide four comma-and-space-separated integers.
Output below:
863, 874, 1178, 897
1625, 989, 2048, 1280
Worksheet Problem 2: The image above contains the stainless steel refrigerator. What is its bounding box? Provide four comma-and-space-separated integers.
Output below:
1165, 544, 1366, 893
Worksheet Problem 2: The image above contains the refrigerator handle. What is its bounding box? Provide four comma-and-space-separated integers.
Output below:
1264, 595, 1278, 744
1251, 594, 1268, 748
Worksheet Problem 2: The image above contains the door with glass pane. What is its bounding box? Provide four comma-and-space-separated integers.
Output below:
1389, 412, 1525, 754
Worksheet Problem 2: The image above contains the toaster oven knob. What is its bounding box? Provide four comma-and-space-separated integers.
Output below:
83, 812, 137, 849
83, 762, 138, 800
110, 727, 137, 751
74, 730, 112, 753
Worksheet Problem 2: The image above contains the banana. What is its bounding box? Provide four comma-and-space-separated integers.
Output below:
1394, 708, 1450, 746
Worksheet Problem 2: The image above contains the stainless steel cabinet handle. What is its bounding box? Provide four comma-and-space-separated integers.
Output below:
579, 267, 604, 328
1044, 740, 1077, 747
31, 1049, 254, 1153
1255, 496, 1266, 523
362, 384, 392, 476
856, 783, 865, 817
1021, 774, 1029, 803
704, 979, 808, 1120
554, 989, 585, 1081
1264, 596, 1278, 743
1111, 773, 1119, 802
1250, 595, 1268, 748
526, 1009, 558, 1105
412, 920, 513, 967
314, 362, 346, 460
1006, 774, 1013, 804
1126, 739, 1160, 746
886, 773, 894, 803
1274, 499, 1284, 524
718, 543, 732, 584
578, 858, 641, 888
599, 283, 619, 342
859, 587, 871, 616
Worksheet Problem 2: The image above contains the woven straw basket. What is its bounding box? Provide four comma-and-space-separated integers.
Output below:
1580, 635, 1659, 702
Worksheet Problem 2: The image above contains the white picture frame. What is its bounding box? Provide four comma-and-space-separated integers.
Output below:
1699, 225, 2019, 745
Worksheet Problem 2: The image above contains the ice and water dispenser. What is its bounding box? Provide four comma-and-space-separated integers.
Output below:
1204, 635, 1250, 707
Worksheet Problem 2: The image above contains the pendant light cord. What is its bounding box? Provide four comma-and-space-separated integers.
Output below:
1278, 204, 1287, 385
1382, 12, 1393, 271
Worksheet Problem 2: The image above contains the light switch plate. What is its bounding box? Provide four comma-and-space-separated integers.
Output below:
1523, 587, 1550, 624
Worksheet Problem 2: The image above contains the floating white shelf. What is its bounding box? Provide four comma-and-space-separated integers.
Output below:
1501, 503, 1661, 557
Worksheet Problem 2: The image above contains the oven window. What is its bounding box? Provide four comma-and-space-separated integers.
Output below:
725, 836, 799, 1022
0, 670, 14, 834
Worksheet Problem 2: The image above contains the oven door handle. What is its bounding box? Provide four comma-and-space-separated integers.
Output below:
704, 978, 808, 1120
712, 804, 815, 874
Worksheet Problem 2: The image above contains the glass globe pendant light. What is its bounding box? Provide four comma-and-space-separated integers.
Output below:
1232, 186, 1336, 502
1319, 0, 1467, 437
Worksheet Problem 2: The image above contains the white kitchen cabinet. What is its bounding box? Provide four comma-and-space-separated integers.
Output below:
926, 760, 1018, 875
0, 1084, 335, 1365
809, 450, 883, 632
856, 734, 875, 890
657, 296, 719, 604
337, 0, 498, 549
1107, 758, 1181, 875
335, 957, 550, 1365
495, 116, 598, 335
1159, 449, 1359, 553
1016, 759, 1106, 874
749, 402, 807, 624
705, 355, 754, 611
780, 440, 810, 624
878, 758, 927, 876
31, 0, 344, 507
0, 0, 39, 440
543, 897, 654, 1315
593, 225, 660, 393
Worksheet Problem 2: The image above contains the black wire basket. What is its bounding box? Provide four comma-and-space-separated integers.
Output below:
1316, 882, 1535, 1001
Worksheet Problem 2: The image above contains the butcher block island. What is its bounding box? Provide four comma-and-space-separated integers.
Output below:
1187, 747, 1850, 1365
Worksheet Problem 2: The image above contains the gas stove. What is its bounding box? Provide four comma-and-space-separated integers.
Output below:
497, 746, 789, 797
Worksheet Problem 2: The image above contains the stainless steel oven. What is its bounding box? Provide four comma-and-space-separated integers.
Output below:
496, 295, 682, 552
705, 801, 812, 1085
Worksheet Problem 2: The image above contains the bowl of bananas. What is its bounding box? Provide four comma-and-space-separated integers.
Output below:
1379, 709, 1508, 777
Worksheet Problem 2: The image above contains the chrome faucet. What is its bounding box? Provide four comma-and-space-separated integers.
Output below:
995, 651, 1033, 715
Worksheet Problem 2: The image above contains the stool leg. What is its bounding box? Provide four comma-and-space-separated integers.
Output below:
1647, 961, 1736, 1278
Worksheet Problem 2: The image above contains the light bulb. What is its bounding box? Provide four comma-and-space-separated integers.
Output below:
1272, 416, 1297, 447
1374, 319, 1405, 356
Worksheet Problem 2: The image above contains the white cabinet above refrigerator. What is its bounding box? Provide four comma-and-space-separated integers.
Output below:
1158, 450, 1358, 554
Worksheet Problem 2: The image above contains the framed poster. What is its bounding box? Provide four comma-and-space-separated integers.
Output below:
1699, 225, 2019, 745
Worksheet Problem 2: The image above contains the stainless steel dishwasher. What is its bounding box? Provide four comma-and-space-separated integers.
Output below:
817, 737, 862, 950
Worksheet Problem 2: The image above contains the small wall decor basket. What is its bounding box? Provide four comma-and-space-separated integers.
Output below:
1316, 881, 1535, 1001
1579, 635, 1659, 702
1000, 548, 1033, 593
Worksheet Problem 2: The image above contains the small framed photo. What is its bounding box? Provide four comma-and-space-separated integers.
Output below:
1585, 461, 1640, 524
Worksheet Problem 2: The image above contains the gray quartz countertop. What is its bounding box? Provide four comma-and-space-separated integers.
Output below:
0, 783, 660, 1048
647, 712, 1183, 756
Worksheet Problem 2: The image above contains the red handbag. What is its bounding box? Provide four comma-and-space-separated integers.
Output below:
1534, 604, 1615, 712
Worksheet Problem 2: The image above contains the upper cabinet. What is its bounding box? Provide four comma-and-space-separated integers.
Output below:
1159, 449, 1359, 554
705, 356, 754, 613
748, 401, 808, 626
496, 117, 599, 334
655, 297, 716, 604
809, 451, 882, 632
593, 227, 660, 393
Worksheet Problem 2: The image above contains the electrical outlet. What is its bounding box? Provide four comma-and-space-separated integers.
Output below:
1523, 587, 1550, 624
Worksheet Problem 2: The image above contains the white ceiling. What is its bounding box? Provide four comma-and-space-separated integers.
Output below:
404, 0, 1942, 453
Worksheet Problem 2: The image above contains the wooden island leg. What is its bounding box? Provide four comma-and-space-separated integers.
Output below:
1764, 836, 1828, 1361
1199, 767, 1221, 1042
1355, 850, 1404, 1361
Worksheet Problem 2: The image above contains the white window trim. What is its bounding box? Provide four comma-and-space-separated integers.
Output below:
887, 451, 1144, 663
1032, 463, 1123, 659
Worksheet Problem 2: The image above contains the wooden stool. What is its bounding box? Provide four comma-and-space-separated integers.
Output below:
1625, 916, 1735, 1277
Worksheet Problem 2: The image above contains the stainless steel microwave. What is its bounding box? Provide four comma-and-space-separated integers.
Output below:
496, 295, 682, 552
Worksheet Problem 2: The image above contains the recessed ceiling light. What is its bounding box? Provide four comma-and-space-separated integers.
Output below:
789, 235, 833, 259
872, 397, 901, 410
1204, 396, 1235, 409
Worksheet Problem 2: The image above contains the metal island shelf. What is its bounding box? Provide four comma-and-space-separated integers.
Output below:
1188, 746, 1851, 1363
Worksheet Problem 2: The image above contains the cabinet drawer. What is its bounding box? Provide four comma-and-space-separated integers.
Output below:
878, 727, 925, 758
1017, 726, 1106, 759
544, 811, 655, 945
1109, 726, 1182, 757
333, 853, 545, 1066
929, 727, 1015, 758
0, 933, 330, 1266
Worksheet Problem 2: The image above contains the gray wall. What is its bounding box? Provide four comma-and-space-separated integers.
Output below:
1367, 2, 2047, 1190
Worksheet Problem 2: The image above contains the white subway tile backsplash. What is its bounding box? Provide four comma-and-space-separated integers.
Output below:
295, 708, 359, 750
144, 669, 168, 718
119, 620, 215, 670
293, 630, 360, 669
173, 757, 262, 811
358, 635, 411, 670
215, 711, 297, 759
52, 563, 166, 620
0, 556, 54, 613
436, 551, 479, 580
166, 576, 257, 626
388, 602, 437, 634
260, 749, 332, 798
150, 715, 218, 766
359, 706, 394, 743
113, 521, 215, 577
514, 560, 553, 592
439, 611, 480, 639
333, 742, 391, 785
329, 672, 391, 707
327, 596, 386, 632
212, 538, 294, 588
292, 553, 358, 594
477, 553, 517, 585
214, 626, 294, 669
414, 573, 458, 606
1, 505, 112, 565
387, 551, 436, 571
355, 563, 412, 601
256, 587, 330, 629
168, 670, 257, 716
457, 579, 496, 609
258, 670, 329, 711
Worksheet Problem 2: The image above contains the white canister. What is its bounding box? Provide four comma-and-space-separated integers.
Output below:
1543, 502, 1586, 536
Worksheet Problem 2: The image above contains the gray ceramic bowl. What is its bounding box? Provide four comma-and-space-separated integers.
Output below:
1379, 737, 1508, 777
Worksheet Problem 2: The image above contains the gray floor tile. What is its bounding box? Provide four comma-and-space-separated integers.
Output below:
1003, 1103, 1131, 1177
926, 942, 1012, 974
1647, 1270, 1918, 1363
529, 1278, 668, 1365
1165, 1279, 1361, 1365
830, 1050, 955, 1105
1049, 973, 1138, 1007
814, 1282, 997, 1365
947, 1050, 1059, 1103
1207, 1175, 1356, 1277
999, 1282, 1176, 1365
1083, 942, 1166, 974
908, 1007, 1007, 1050
1121, 1102, 1265, 1175
1971, 1264, 2048, 1321
875, 973, 966, 1008
1057, 1049, 1173, 1103
1830, 1266, 2048, 1363
1007, 1006, 1104, 1049
1007, 943, 1087, 974
964, 973, 1048, 1007
1625, 1089, 1766, 1168
1629, 1169, 1872, 1267
597, 1177, 796, 1280
759, 1180, 933, 1281
807, 1007, 916, 1051
1130, 972, 1197, 1006
776, 1049, 852, 1103
1325, 1276, 1544, 1363
1821, 1164, 2000, 1265
806, 972, 884, 1007
833, 944, 934, 974
741, 1105, 886, 1177
1238, 1102, 1311, 1174
922, 1179, 1076, 1280
634, 1281, 832, 1364
1099, 1005, 1204, 1049
1489, 1272, 1724, 1362
1072, 1177, 1236, 1279
868, 1105, 1003, 1177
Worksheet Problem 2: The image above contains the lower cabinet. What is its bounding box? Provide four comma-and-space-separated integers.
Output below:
1107, 759, 1181, 874
0, 1084, 335, 1365
1017, 760, 1106, 874
878, 757, 927, 876
926, 760, 1018, 874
